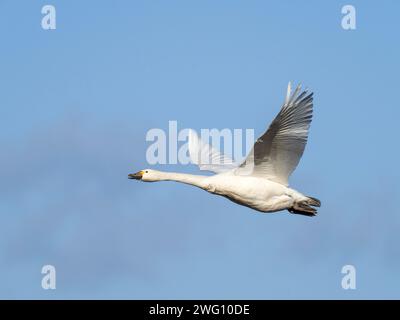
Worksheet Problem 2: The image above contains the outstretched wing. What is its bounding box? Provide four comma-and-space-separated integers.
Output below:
188, 129, 237, 173
235, 83, 314, 185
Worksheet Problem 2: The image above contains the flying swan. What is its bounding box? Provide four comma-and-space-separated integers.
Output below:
129, 83, 321, 216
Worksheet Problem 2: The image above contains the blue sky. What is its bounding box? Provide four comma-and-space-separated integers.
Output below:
1, 0, 399, 299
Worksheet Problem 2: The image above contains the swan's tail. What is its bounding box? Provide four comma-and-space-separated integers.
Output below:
288, 196, 321, 217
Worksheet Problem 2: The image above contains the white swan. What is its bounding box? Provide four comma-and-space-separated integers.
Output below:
129, 83, 321, 216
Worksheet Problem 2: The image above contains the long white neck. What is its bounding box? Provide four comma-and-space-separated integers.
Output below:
153, 171, 208, 189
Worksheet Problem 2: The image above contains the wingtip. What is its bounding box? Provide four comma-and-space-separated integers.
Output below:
285, 82, 304, 104
285, 81, 292, 104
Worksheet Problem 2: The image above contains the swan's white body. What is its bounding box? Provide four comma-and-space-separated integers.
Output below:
203, 174, 306, 213
129, 83, 321, 216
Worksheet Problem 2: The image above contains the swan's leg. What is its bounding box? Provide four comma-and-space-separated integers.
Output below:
288, 200, 317, 216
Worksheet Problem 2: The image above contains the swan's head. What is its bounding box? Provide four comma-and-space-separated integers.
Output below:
128, 169, 160, 182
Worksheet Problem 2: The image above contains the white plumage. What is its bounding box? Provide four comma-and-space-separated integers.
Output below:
129, 83, 321, 216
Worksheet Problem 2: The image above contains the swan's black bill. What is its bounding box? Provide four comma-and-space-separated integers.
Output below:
128, 171, 143, 180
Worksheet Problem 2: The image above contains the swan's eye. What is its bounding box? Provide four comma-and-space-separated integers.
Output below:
145, 171, 148, 173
